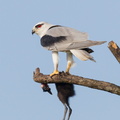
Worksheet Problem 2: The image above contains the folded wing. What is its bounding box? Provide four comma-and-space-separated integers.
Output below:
44, 26, 106, 51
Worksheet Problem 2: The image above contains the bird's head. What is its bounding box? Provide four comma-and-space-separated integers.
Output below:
32, 21, 53, 37
41, 83, 52, 95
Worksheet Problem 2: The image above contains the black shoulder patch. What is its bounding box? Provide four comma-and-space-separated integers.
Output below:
41, 35, 66, 47
48, 25, 62, 30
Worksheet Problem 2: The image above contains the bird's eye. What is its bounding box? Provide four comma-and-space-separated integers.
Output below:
35, 24, 43, 28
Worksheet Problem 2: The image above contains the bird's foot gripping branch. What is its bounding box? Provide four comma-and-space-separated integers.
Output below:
33, 67, 120, 120
33, 68, 120, 96
33, 68, 75, 120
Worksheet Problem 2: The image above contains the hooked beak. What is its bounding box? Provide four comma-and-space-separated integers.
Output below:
32, 30, 35, 35
42, 86, 52, 95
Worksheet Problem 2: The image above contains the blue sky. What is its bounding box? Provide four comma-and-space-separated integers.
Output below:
0, 0, 120, 120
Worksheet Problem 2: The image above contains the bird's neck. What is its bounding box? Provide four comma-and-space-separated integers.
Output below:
39, 24, 54, 37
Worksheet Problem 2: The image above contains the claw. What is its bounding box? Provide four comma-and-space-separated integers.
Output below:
65, 69, 71, 74
65, 71, 70, 75
50, 70, 59, 77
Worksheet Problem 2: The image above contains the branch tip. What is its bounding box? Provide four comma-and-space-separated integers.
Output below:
35, 67, 40, 74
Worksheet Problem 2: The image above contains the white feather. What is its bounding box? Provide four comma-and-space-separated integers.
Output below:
70, 49, 96, 62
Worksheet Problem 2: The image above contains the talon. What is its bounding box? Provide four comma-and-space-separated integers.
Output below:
65, 68, 70, 74
65, 69, 70, 73
50, 70, 59, 77
65, 71, 71, 75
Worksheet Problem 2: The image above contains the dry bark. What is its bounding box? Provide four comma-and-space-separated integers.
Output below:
33, 68, 120, 96
108, 41, 120, 63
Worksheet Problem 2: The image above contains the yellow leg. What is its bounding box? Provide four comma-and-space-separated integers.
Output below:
65, 62, 72, 73
50, 70, 59, 77
65, 52, 74, 74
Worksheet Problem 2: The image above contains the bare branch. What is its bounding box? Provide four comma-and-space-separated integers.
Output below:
33, 68, 120, 96
108, 41, 120, 63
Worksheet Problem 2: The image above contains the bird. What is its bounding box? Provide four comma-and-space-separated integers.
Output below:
41, 83, 52, 95
41, 82, 75, 120
32, 21, 106, 76
55, 83, 75, 120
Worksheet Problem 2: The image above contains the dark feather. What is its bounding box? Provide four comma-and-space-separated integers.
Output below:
81, 48, 94, 53
41, 35, 67, 47
48, 25, 62, 30
55, 83, 75, 104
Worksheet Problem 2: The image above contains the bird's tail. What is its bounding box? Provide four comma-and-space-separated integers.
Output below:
70, 49, 96, 62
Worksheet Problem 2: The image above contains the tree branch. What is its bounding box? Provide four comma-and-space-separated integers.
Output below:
33, 68, 120, 96
108, 41, 120, 63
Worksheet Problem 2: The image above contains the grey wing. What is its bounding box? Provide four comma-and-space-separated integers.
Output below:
46, 26, 106, 51
67, 40, 107, 49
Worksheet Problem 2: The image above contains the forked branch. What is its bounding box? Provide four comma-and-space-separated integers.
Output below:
33, 68, 120, 96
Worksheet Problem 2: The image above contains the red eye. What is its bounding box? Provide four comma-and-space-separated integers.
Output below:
35, 24, 43, 28
37, 25, 42, 28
